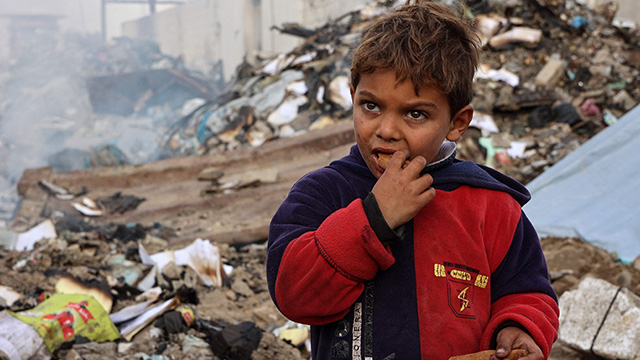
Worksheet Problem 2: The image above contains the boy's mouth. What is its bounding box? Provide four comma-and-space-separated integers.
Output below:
376, 152, 393, 170
375, 152, 410, 170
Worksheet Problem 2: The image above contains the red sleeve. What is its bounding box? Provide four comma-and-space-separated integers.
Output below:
480, 293, 560, 358
274, 199, 395, 325
479, 193, 559, 358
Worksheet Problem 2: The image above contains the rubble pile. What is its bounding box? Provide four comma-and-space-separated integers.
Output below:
0, 225, 305, 359
1, 221, 639, 359
163, 0, 639, 185
0, 35, 221, 226
0, 0, 640, 359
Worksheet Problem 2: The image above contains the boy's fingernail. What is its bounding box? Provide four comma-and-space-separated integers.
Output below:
496, 348, 507, 354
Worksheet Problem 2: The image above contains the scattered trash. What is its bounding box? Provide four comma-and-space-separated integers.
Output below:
273, 320, 311, 351
106, 253, 156, 292
1, 0, 640, 359
110, 296, 161, 325
115, 296, 180, 341
181, 334, 214, 357
476, 65, 520, 87
475, 13, 508, 47
327, 75, 352, 111
0, 219, 57, 252
98, 192, 146, 215
0, 286, 22, 308
72, 197, 104, 217
197, 319, 262, 360
6, 293, 120, 355
0, 310, 50, 360
552, 102, 582, 126
580, 98, 601, 117
488, 27, 543, 49
140, 238, 230, 288
38, 180, 84, 200
55, 274, 114, 313
469, 111, 499, 136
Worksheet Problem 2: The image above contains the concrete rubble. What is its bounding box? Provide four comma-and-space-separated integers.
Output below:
0, 0, 639, 359
557, 276, 640, 359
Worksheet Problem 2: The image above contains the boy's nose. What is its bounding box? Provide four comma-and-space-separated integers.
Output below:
375, 115, 402, 142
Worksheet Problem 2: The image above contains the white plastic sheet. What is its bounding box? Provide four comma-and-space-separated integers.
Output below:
524, 105, 640, 262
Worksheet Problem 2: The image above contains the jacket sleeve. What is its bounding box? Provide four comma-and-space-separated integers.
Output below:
266, 172, 395, 325
481, 211, 560, 358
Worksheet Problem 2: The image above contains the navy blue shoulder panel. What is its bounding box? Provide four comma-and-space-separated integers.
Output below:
490, 212, 558, 303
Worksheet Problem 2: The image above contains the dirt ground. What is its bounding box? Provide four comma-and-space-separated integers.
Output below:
2, 231, 639, 360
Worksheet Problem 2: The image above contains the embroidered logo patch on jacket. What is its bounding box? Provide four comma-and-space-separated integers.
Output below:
434, 262, 488, 319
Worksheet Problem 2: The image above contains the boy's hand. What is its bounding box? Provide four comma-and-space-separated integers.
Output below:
371, 151, 435, 229
491, 327, 543, 360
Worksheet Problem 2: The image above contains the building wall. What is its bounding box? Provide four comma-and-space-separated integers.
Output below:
0, 0, 175, 44
260, 0, 306, 58
105, 3, 176, 39
304, 0, 364, 24
122, 0, 367, 82
0, 0, 179, 62
121, 0, 242, 84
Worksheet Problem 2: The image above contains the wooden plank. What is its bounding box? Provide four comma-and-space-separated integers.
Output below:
13, 120, 356, 246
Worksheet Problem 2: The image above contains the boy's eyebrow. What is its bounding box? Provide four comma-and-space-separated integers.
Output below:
357, 90, 440, 110
356, 90, 378, 100
404, 101, 439, 110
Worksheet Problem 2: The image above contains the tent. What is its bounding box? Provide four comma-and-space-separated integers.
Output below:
524, 104, 640, 263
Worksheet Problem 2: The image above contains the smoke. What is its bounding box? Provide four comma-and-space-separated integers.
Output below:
2, 38, 93, 179
0, 20, 178, 225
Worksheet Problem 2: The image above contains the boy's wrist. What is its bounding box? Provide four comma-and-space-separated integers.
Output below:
363, 192, 404, 247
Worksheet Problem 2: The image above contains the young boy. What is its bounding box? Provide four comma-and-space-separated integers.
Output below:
266, 1, 559, 359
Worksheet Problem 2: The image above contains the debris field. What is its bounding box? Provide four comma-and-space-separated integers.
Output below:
1, 0, 640, 359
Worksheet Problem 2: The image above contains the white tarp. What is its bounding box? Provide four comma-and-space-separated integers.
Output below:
524, 105, 640, 263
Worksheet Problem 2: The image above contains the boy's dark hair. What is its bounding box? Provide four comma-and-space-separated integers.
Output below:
350, 0, 480, 116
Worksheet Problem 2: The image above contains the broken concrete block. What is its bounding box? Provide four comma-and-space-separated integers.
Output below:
489, 27, 542, 49
611, 90, 637, 111
534, 59, 565, 88
558, 276, 640, 359
475, 13, 507, 47
327, 75, 352, 110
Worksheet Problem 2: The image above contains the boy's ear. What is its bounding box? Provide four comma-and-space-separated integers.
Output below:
350, 83, 355, 101
446, 105, 474, 142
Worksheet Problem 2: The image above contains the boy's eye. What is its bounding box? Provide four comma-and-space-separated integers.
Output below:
363, 101, 380, 112
407, 110, 426, 120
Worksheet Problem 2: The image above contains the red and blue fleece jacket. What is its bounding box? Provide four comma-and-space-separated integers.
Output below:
266, 145, 559, 360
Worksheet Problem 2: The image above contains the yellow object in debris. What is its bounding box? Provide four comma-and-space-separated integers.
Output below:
278, 326, 310, 347
55, 275, 113, 313
10, 293, 120, 354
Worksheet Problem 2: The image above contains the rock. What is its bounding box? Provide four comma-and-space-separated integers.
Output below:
633, 255, 640, 273
611, 90, 637, 112
232, 277, 255, 297
534, 59, 566, 88
65, 349, 82, 360
495, 86, 518, 111
182, 335, 215, 358
558, 277, 640, 359
117, 342, 135, 354
68, 342, 118, 360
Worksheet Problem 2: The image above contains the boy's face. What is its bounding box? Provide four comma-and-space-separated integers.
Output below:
350, 68, 473, 178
